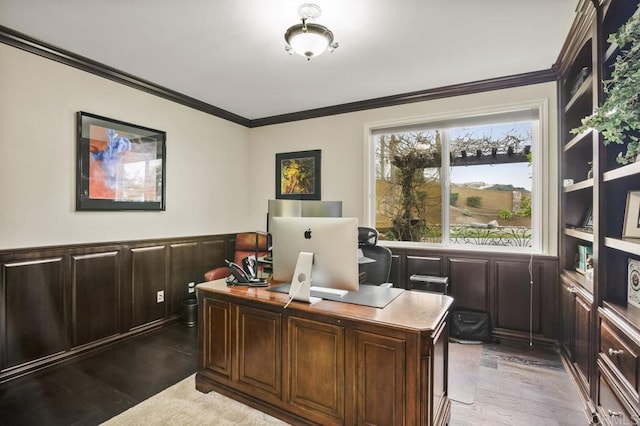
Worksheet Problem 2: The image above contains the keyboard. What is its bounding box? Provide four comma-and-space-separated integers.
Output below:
310, 286, 348, 297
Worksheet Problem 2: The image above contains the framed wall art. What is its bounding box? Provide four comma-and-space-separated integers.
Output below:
623, 191, 640, 238
582, 206, 593, 230
275, 149, 321, 200
76, 111, 166, 211
628, 259, 640, 309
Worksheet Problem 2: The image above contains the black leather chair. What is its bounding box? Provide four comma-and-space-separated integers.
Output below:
357, 227, 393, 287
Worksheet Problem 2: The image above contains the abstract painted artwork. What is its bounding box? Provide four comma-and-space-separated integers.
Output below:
275, 149, 321, 200
76, 112, 166, 211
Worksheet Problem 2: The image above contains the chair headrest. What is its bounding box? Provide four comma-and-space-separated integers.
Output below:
358, 227, 378, 247
235, 232, 269, 251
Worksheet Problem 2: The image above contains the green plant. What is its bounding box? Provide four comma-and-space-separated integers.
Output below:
499, 209, 512, 220
462, 209, 472, 217
450, 192, 459, 206
517, 195, 532, 218
466, 196, 482, 208
572, 6, 640, 165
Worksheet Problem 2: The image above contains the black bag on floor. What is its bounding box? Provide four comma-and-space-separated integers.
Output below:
450, 309, 491, 342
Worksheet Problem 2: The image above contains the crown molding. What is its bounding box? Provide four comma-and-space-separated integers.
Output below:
0, 25, 250, 127
1, 25, 558, 129
250, 69, 557, 127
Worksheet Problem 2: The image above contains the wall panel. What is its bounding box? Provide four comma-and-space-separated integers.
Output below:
386, 246, 558, 343
495, 260, 542, 333
2, 257, 66, 369
131, 245, 167, 328
169, 242, 198, 316
0, 233, 233, 383
449, 258, 489, 311
71, 250, 121, 346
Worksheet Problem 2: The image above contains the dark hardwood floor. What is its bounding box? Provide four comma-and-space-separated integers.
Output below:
0, 323, 587, 425
0, 323, 197, 426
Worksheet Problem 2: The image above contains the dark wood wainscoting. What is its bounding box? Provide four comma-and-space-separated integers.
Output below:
0, 234, 235, 383
388, 247, 558, 343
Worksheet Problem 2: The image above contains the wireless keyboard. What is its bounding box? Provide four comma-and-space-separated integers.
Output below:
310, 286, 348, 297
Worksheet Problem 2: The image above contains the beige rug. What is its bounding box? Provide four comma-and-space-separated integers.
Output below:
448, 342, 483, 405
104, 345, 482, 424
101, 375, 287, 425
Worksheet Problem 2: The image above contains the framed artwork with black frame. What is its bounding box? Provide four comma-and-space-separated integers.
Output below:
623, 191, 640, 238
76, 111, 166, 211
275, 149, 321, 200
582, 206, 593, 230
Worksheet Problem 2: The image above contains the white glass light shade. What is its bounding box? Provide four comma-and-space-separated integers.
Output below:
285, 23, 334, 59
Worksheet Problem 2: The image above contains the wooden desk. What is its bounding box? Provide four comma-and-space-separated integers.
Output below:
196, 279, 453, 425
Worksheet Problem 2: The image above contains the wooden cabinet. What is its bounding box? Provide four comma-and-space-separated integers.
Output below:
196, 279, 452, 425
558, 0, 640, 421
560, 274, 593, 394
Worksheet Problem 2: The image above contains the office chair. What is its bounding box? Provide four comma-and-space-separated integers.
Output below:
204, 232, 270, 281
358, 227, 393, 287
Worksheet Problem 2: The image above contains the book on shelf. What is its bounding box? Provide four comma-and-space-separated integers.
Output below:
576, 245, 593, 275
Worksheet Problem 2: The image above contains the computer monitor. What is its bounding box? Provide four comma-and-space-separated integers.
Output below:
271, 217, 359, 297
267, 199, 342, 233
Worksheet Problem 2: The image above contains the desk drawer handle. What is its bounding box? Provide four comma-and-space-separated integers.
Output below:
608, 348, 624, 356
608, 409, 622, 417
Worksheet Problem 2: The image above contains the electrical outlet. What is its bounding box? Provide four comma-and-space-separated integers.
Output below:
188, 282, 195, 294
157, 290, 164, 303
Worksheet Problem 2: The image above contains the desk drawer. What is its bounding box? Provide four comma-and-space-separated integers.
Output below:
600, 320, 640, 397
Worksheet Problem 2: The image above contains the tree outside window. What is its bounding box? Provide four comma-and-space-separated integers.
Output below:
373, 114, 535, 248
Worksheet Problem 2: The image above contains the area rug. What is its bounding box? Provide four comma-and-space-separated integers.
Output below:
101, 375, 287, 425
448, 341, 483, 405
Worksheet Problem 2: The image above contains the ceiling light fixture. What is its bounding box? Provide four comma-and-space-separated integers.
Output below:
284, 3, 339, 60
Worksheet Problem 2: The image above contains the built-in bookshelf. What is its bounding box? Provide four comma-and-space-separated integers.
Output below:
559, 0, 640, 423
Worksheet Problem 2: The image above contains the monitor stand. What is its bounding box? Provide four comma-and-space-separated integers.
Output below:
288, 252, 321, 304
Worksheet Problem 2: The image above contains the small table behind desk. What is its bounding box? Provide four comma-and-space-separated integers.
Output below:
196, 279, 453, 426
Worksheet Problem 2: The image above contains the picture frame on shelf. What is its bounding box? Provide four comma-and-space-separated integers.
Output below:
275, 149, 321, 200
623, 191, 640, 238
580, 206, 593, 232
628, 259, 640, 309
76, 112, 166, 211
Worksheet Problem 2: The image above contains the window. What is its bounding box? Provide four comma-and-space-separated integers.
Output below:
369, 107, 540, 251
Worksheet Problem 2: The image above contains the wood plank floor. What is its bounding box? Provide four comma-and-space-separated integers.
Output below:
450, 340, 589, 426
0, 324, 588, 425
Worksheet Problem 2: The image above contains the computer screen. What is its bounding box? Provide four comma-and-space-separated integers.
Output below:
271, 217, 359, 292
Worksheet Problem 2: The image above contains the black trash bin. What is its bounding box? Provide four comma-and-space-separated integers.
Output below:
181, 298, 198, 327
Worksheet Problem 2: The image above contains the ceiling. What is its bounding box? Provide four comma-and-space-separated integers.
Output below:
0, 0, 577, 121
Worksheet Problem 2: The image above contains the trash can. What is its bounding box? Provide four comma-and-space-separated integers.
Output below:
409, 275, 449, 294
181, 298, 198, 327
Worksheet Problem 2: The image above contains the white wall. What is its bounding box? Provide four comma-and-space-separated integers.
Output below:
0, 43, 559, 254
248, 82, 559, 255
0, 44, 251, 250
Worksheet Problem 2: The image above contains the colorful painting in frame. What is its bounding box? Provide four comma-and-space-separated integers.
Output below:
76, 111, 166, 211
275, 149, 321, 200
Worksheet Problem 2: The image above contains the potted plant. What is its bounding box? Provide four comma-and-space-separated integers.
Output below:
573, 6, 640, 165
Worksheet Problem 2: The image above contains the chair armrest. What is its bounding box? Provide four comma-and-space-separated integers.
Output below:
204, 266, 230, 282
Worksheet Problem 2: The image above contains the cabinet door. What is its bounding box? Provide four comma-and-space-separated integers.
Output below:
574, 292, 592, 388
200, 297, 232, 380
354, 330, 407, 426
236, 305, 281, 399
287, 316, 345, 423
560, 281, 576, 359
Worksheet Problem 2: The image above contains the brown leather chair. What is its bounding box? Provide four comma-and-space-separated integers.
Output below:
204, 232, 270, 281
